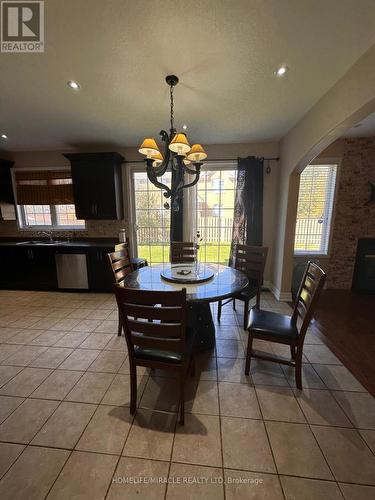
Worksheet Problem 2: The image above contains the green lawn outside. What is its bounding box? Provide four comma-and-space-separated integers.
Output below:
138, 243, 231, 265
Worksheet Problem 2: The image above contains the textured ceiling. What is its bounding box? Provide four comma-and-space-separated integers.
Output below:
1, 0, 375, 151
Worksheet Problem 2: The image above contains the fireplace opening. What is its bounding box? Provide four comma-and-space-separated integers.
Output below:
352, 239, 375, 293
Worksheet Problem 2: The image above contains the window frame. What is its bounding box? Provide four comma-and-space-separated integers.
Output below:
294, 161, 340, 257
11, 167, 86, 231
127, 164, 172, 264
17, 204, 86, 231
195, 162, 237, 265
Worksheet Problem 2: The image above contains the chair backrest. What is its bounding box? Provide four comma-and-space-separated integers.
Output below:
170, 241, 197, 263
234, 244, 268, 284
107, 247, 133, 286
292, 261, 326, 336
114, 286, 187, 362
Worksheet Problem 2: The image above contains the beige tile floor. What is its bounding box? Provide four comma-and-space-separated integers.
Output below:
0, 289, 374, 499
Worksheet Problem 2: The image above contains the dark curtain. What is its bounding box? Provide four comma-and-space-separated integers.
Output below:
230, 156, 264, 264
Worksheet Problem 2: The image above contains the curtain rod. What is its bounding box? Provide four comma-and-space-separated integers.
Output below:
123, 157, 279, 164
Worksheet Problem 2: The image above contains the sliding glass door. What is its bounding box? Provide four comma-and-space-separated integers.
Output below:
129, 164, 236, 265
195, 165, 236, 264
131, 170, 171, 265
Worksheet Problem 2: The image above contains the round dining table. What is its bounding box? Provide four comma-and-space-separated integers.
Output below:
122, 263, 249, 351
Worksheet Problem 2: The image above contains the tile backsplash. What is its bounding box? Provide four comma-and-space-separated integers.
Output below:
0, 218, 128, 240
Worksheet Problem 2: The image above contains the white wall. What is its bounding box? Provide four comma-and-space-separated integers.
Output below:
272, 42, 375, 299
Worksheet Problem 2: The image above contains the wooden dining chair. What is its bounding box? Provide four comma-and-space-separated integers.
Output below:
218, 244, 268, 330
114, 286, 195, 424
245, 261, 326, 389
170, 241, 197, 263
107, 247, 133, 336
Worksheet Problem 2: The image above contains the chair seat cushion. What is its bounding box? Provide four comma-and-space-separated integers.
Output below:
134, 328, 195, 364
249, 309, 298, 340
134, 346, 182, 363
237, 280, 258, 300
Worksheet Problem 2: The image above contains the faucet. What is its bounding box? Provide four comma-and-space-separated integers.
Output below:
38, 231, 54, 242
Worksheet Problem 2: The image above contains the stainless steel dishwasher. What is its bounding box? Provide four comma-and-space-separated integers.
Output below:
55, 252, 89, 289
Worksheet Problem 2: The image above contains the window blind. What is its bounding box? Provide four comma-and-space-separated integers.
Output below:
294, 164, 337, 254
15, 170, 74, 205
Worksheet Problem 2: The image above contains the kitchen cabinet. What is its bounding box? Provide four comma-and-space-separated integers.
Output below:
0, 246, 57, 290
87, 246, 114, 292
0, 159, 15, 204
26, 247, 58, 290
0, 241, 145, 292
0, 247, 15, 288
63, 152, 125, 220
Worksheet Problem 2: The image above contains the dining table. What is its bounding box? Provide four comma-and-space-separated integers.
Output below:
122, 262, 249, 351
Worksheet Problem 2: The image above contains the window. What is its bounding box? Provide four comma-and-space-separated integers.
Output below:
212, 178, 224, 192
19, 204, 85, 229
132, 171, 171, 265
294, 164, 337, 255
196, 166, 236, 264
14, 168, 85, 229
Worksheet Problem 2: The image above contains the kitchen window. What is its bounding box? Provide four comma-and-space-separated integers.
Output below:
294, 164, 338, 255
14, 168, 85, 229
19, 204, 85, 229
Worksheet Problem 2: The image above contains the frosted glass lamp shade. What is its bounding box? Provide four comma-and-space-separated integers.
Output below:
187, 144, 207, 162
139, 138, 160, 157
168, 133, 191, 154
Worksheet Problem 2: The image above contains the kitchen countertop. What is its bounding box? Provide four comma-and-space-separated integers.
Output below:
0, 238, 119, 248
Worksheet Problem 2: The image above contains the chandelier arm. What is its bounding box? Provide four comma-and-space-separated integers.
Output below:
146, 160, 172, 198
183, 164, 199, 175
182, 164, 202, 190
152, 130, 171, 176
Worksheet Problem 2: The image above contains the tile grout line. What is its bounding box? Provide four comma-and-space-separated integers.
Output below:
161, 381, 179, 500
103, 361, 150, 500
42, 342, 143, 500
215, 341, 227, 500
290, 379, 347, 496
250, 363, 288, 500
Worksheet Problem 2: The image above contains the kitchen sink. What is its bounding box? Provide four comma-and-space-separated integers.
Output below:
16, 240, 66, 245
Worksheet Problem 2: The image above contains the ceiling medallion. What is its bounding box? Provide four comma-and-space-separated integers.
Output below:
138, 75, 207, 211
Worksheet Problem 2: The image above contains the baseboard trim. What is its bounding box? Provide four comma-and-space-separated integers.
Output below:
263, 280, 272, 290
268, 282, 292, 302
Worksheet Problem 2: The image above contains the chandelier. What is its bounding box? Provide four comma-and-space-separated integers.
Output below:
138, 75, 207, 211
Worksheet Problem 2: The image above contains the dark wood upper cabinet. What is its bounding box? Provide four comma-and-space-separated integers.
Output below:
0, 159, 15, 204
63, 152, 125, 220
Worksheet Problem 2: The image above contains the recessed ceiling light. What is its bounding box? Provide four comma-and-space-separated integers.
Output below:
67, 80, 80, 90
275, 65, 288, 77
0, 133, 8, 140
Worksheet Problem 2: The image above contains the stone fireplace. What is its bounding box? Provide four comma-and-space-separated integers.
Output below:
326, 137, 375, 289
